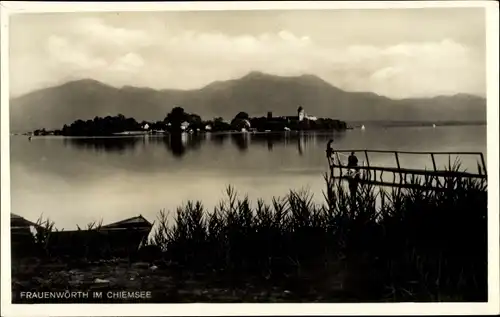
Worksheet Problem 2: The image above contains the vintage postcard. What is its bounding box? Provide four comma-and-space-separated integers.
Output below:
1, 1, 499, 316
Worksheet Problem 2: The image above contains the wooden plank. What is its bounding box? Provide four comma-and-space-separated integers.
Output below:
330, 149, 485, 156
330, 176, 485, 192
330, 164, 486, 179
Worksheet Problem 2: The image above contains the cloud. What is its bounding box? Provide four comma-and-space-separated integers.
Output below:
109, 52, 145, 73
361, 39, 483, 97
147, 30, 481, 98
10, 16, 485, 99
45, 35, 107, 70
371, 67, 403, 80
71, 17, 152, 48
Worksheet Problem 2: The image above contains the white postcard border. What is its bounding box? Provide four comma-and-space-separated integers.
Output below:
1, 1, 498, 316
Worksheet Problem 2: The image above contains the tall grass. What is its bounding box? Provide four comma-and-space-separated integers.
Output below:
32, 215, 56, 257
149, 162, 487, 302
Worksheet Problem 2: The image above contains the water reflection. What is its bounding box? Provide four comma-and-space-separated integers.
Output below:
230, 133, 250, 152
62, 132, 346, 156
12, 126, 486, 229
58, 129, 486, 168
63, 134, 209, 158
163, 134, 187, 158
245, 132, 345, 154
63, 137, 140, 153
211, 133, 229, 146
151, 134, 205, 158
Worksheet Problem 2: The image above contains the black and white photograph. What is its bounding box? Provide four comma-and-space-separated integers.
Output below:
1, 1, 499, 315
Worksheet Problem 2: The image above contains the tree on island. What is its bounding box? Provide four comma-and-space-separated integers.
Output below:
164, 107, 189, 132
164, 107, 209, 133
61, 114, 141, 136
53, 108, 348, 137
211, 117, 231, 132
188, 114, 203, 131
231, 112, 251, 131
234, 112, 249, 120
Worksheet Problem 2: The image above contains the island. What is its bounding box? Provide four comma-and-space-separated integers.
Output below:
28, 106, 347, 137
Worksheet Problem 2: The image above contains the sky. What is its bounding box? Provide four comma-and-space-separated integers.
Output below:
9, 8, 486, 99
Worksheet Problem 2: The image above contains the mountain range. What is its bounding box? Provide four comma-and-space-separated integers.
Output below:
9, 71, 486, 132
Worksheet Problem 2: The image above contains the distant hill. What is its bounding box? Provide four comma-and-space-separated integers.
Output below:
9, 71, 486, 132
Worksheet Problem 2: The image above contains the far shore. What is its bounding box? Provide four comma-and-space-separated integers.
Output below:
10, 122, 487, 138
13, 130, 345, 137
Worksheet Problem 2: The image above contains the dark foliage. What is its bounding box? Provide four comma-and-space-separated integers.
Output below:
35, 107, 347, 136
148, 164, 487, 302
61, 114, 142, 136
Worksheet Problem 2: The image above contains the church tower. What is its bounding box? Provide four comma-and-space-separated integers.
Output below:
298, 106, 305, 122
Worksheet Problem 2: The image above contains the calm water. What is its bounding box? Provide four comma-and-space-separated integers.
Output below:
10, 126, 486, 229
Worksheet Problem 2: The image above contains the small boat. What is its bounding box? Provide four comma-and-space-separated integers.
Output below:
47, 215, 153, 258
11, 213, 42, 256
433, 124, 436, 128
152, 129, 166, 135
361, 125, 366, 130
112, 131, 149, 136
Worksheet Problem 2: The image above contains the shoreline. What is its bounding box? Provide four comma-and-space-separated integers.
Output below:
11, 123, 488, 138
11, 170, 488, 303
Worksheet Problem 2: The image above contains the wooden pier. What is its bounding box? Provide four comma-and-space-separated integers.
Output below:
328, 150, 487, 191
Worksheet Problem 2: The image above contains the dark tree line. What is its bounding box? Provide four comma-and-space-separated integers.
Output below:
37, 107, 347, 136
61, 115, 142, 136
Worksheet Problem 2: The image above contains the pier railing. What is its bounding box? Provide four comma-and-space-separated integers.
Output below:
328, 149, 487, 191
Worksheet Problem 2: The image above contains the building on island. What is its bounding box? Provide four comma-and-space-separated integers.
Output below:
277, 106, 316, 123
258, 105, 317, 131
298, 106, 305, 122
298, 106, 317, 121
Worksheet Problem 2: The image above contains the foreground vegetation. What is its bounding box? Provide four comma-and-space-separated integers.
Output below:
13, 164, 487, 302
145, 167, 487, 302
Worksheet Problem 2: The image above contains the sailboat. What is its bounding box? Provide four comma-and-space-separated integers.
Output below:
361, 125, 366, 130
432, 124, 436, 128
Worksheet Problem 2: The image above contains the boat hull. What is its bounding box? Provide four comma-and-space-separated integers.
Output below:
10, 214, 153, 259
46, 228, 151, 258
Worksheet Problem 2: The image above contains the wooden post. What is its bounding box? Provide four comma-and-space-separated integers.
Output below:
395, 152, 403, 183
430, 153, 438, 187
364, 150, 371, 180
364, 150, 370, 167
480, 153, 487, 176
336, 153, 343, 178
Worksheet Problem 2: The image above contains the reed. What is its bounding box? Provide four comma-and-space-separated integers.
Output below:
32, 215, 56, 257
149, 162, 487, 301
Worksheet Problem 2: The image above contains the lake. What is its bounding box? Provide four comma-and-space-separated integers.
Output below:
10, 125, 486, 229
